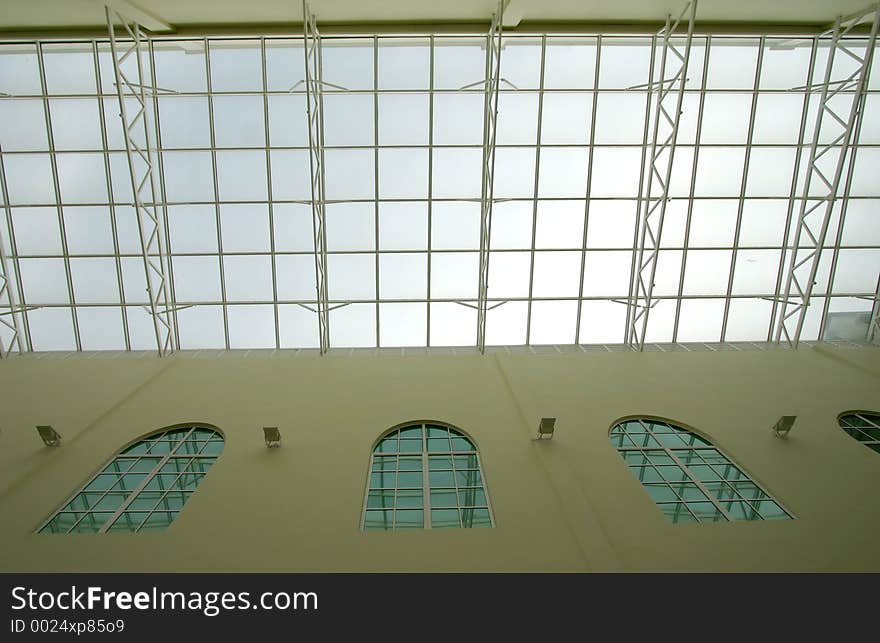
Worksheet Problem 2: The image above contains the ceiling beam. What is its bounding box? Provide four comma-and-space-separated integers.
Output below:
101, 0, 174, 33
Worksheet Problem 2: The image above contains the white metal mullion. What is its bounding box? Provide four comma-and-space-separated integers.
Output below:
260, 37, 281, 349
36, 41, 82, 352
672, 35, 711, 343
574, 36, 602, 345
774, 8, 880, 347
524, 35, 547, 346
97, 427, 196, 534
623, 37, 659, 343
373, 35, 380, 347
203, 38, 231, 351
475, 0, 504, 353
106, 8, 175, 356
426, 36, 434, 347
92, 40, 131, 352
627, 1, 697, 351
720, 37, 765, 342
303, 1, 330, 354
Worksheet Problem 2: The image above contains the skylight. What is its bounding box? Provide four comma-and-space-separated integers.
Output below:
0, 32, 878, 352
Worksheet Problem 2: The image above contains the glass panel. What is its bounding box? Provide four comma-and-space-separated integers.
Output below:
657, 503, 697, 524
364, 509, 392, 530
430, 490, 458, 508
138, 512, 177, 532
644, 484, 678, 503
688, 502, 727, 522
364, 510, 394, 529
430, 508, 460, 529
369, 471, 395, 489
462, 508, 492, 528
429, 471, 455, 488
397, 472, 423, 489
397, 456, 422, 471
105, 512, 148, 533
429, 456, 453, 470
394, 509, 424, 529
396, 490, 423, 509
70, 512, 115, 533
367, 490, 395, 509
127, 492, 162, 511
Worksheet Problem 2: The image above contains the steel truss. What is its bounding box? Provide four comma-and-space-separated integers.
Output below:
625, 0, 698, 351
106, 6, 176, 357
0, 199, 24, 358
868, 273, 880, 344
476, 0, 505, 354
303, 0, 330, 355
774, 3, 880, 348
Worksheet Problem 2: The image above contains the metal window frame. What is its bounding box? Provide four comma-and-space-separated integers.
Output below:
1, 24, 878, 353
613, 417, 794, 522
360, 421, 495, 531
37, 425, 223, 534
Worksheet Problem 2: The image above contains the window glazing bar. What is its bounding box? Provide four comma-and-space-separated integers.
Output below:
476, 0, 504, 354
626, 0, 698, 351
106, 6, 176, 357
773, 4, 880, 348
303, 0, 330, 355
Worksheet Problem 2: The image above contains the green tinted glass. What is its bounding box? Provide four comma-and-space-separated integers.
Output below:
395, 509, 424, 529
139, 512, 177, 532
396, 490, 423, 509
430, 490, 458, 508
364, 509, 393, 530
431, 509, 460, 528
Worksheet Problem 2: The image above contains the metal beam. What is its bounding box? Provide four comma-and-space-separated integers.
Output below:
106, 5, 176, 357
773, 4, 880, 348
626, 0, 698, 351
303, 0, 330, 355
0, 186, 24, 358
103, 1, 173, 33
476, 0, 504, 354
868, 273, 880, 345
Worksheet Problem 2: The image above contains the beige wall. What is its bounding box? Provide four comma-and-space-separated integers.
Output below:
0, 345, 878, 572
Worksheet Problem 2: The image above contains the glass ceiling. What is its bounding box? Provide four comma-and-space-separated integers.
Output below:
0, 33, 878, 351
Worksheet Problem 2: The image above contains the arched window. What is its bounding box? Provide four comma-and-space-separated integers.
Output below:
39, 425, 223, 534
610, 417, 791, 523
362, 421, 493, 530
838, 411, 880, 453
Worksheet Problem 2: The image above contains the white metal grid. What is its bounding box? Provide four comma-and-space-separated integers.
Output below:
0, 13, 878, 353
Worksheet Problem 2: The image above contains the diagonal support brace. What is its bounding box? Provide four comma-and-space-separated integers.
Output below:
106, 5, 176, 357
626, 0, 697, 351
774, 4, 879, 348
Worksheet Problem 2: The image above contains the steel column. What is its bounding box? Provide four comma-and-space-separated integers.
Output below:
625, 0, 697, 351
773, 3, 880, 348
476, 0, 504, 353
303, 0, 330, 354
106, 6, 176, 356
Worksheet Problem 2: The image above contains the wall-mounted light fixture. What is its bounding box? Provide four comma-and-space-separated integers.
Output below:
36, 425, 61, 447
535, 417, 556, 440
263, 426, 281, 448
772, 416, 796, 438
